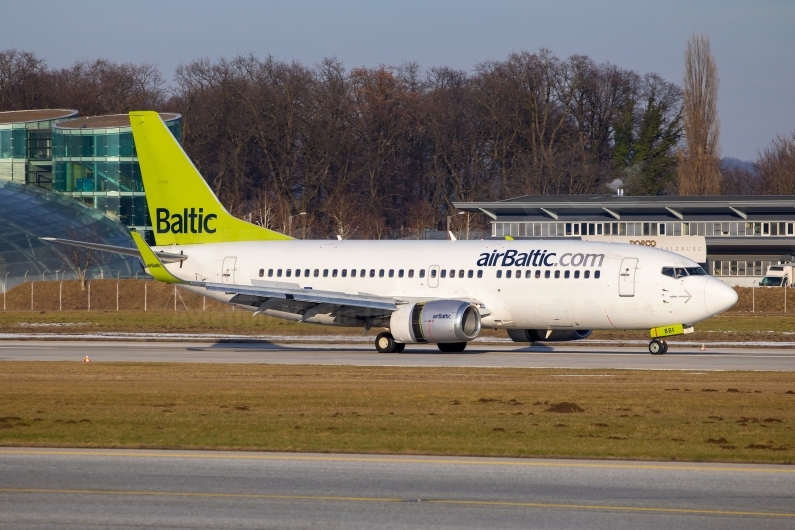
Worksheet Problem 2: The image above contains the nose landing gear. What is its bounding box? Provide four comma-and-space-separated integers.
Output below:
648, 338, 668, 355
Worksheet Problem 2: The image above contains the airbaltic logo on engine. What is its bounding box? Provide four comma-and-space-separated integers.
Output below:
156, 208, 217, 234
433, 313, 452, 319
476, 249, 605, 268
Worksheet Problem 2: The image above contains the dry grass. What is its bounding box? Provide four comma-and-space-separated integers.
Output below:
0, 363, 793, 463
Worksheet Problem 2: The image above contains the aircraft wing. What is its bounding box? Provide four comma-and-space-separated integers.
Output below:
202, 282, 399, 315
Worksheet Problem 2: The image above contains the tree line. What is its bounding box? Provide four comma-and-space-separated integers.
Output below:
1, 47, 793, 238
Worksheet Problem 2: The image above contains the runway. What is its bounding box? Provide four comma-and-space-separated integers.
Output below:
0, 448, 792, 530
1, 340, 794, 370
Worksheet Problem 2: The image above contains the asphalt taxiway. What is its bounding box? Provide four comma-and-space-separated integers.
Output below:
0, 448, 792, 530
1, 340, 794, 370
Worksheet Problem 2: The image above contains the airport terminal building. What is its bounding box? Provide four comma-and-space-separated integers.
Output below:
454, 195, 795, 286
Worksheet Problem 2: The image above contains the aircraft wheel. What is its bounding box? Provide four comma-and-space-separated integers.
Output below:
649, 338, 664, 355
438, 342, 467, 353
661, 341, 669, 355
394, 343, 406, 353
375, 332, 397, 353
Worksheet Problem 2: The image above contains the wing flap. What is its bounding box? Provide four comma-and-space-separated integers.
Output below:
203, 282, 397, 312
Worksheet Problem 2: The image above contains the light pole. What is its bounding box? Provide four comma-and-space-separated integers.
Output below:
42, 270, 47, 281
23, 270, 29, 283
447, 211, 466, 239
289, 212, 306, 237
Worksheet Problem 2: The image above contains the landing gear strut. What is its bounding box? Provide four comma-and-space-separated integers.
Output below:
649, 338, 668, 355
375, 332, 405, 353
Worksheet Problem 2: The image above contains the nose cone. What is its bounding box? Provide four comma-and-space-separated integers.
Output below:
704, 278, 738, 316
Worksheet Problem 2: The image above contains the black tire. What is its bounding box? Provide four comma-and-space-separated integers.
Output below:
438, 342, 467, 353
649, 338, 664, 355
375, 332, 396, 353
394, 343, 406, 353
661, 341, 669, 355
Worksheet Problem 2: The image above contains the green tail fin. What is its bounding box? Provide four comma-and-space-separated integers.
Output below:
129, 111, 291, 245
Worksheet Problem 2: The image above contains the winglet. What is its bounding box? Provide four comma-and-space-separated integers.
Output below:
131, 231, 185, 284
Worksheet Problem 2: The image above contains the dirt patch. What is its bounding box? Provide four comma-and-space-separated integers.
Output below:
546, 402, 584, 413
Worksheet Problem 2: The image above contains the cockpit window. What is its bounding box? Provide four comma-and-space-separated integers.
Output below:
661, 267, 675, 278
674, 267, 688, 278
686, 267, 707, 276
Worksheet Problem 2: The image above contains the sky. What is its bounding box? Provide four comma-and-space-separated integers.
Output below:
3, 0, 793, 161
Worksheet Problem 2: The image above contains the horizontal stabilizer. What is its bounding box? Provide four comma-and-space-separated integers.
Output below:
40, 237, 188, 263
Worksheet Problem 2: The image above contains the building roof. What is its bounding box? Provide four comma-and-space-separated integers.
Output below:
55, 112, 179, 129
0, 109, 78, 125
454, 194, 795, 221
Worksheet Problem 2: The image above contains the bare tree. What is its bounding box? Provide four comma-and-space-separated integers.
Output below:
60, 226, 108, 290
758, 131, 795, 194
677, 34, 721, 195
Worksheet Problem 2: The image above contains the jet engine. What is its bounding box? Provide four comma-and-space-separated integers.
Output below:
507, 329, 592, 342
390, 300, 481, 344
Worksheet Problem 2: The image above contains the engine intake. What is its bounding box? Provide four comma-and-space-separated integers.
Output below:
507, 329, 592, 342
390, 300, 481, 344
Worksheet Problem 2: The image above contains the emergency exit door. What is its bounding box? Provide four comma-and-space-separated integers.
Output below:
618, 257, 638, 297
221, 256, 237, 284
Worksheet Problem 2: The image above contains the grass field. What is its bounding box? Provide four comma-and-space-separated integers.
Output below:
1, 363, 793, 463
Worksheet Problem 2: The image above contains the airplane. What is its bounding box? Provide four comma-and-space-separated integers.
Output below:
44, 111, 738, 355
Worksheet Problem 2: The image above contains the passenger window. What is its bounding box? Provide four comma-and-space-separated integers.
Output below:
379, 269, 384, 278
459, 270, 465, 278
420, 269, 426, 278
545, 270, 551, 278
574, 270, 580, 279
468, 270, 473, 278
565, 270, 570, 279
360, 269, 366, 277
332, 269, 338, 277
661, 267, 675, 278
342, 269, 347, 277
496, 270, 502, 278
584, 270, 590, 279
351, 269, 356, 277
268, 269, 273, 277
277, 269, 283, 277
506, 270, 512, 278
449, 270, 455, 278
477, 270, 483, 278
258, 268, 264, 277
314, 269, 319, 277
323, 269, 329, 277
286, 269, 291, 277
370, 269, 375, 278
525, 270, 531, 278
516, 270, 521, 279
554, 270, 560, 278
295, 269, 301, 277
535, 270, 541, 279
304, 269, 310, 277
398, 270, 404, 278
441, 270, 447, 278
408, 269, 414, 278
595, 270, 601, 279
431, 269, 437, 278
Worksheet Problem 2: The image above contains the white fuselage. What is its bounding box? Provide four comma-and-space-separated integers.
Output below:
156, 239, 737, 331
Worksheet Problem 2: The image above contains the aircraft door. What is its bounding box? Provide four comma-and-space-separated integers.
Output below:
619, 257, 638, 297
428, 265, 440, 288
221, 256, 237, 284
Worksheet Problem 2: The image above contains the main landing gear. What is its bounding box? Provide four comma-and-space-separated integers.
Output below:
648, 338, 669, 355
375, 332, 405, 353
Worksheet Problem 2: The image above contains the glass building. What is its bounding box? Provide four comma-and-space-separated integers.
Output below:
0, 109, 78, 188
0, 179, 139, 291
53, 113, 182, 243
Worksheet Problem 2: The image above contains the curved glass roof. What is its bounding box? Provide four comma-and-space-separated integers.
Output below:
0, 180, 140, 291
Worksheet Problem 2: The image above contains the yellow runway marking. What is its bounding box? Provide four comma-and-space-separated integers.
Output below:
0, 488, 792, 518
0, 449, 793, 474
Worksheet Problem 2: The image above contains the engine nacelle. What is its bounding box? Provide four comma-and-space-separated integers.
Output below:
507, 329, 592, 342
390, 300, 481, 344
